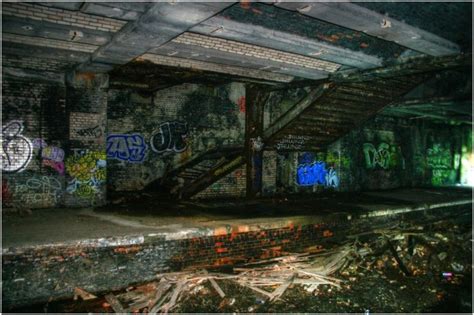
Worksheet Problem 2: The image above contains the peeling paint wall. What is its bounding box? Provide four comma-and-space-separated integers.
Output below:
107, 82, 246, 196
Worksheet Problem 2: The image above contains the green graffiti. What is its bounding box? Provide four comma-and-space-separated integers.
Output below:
427, 144, 454, 186
427, 144, 452, 169
363, 143, 390, 169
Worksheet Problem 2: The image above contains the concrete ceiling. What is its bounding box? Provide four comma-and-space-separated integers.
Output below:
2, 1, 471, 86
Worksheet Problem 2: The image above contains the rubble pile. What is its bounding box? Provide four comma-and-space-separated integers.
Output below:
39, 218, 472, 313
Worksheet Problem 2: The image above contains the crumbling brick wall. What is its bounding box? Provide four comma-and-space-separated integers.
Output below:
107, 82, 246, 197
1, 72, 108, 209
2, 77, 67, 209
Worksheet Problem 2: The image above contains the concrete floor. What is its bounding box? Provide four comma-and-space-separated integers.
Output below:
3, 187, 472, 250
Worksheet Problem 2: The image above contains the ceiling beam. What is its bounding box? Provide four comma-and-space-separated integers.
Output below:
331, 53, 471, 83
78, 2, 235, 72
190, 16, 381, 69
274, 2, 460, 56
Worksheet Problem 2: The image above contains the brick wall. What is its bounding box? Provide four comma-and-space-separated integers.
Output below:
1, 72, 108, 209
63, 73, 108, 207
2, 2, 126, 32
107, 82, 246, 197
270, 116, 470, 195
2, 77, 67, 209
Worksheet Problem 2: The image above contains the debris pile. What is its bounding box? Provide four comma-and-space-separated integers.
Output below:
50, 217, 471, 313
98, 246, 354, 313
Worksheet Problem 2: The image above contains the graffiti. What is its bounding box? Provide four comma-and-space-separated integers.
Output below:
41, 146, 65, 162
427, 144, 452, 169
150, 121, 188, 154
65, 151, 106, 199
107, 134, 148, 163
70, 112, 103, 140
76, 125, 102, 138
276, 135, 311, 150
325, 167, 339, 188
42, 159, 65, 175
32, 138, 47, 149
427, 144, 453, 186
363, 142, 391, 169
13, 175, 62, 206
237, 96, 246, 113
296, 161, 339, 188
1, 120, 33, 172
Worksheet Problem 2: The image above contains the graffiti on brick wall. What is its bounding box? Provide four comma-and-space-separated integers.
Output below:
276, 135, 311, 150
427, 144, 452, 169
150, 121, 188, 154
32, 138, 47, 149
296, 161, 339, 188
363, 142, 403, 169
70, 112, 104, 140
1, 120, 33, 173
107, 134, 148, 163
66, 151, 106, 199
76, 125, 102, 138
10, 175, 62, 206
427, 143, 453, 185
31, 138, 66, 175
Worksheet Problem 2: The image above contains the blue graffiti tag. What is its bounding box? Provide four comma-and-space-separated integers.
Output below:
106, 134, 148, 163
297, 161, 339, 188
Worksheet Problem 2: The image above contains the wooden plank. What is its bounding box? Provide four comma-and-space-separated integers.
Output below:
275, 2, 459, 56
105, 293, 125, 313
263, 83, 334, 140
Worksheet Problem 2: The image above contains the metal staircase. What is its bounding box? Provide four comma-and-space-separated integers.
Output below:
148, 54, 470, 199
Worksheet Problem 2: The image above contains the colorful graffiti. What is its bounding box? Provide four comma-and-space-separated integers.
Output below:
296, 161, 339, 188
41, 146, 65, 162
42, 159, 65, 175
363, 143, 391, 169
11, 175, 62, 206
427, 143, 453, 186
1, 120, 33, 173
32, 138, 47, 149
107, 134, 148, 163
150, 121, 188, 154
66, 151, 106, 199
427, 144, 452, 169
